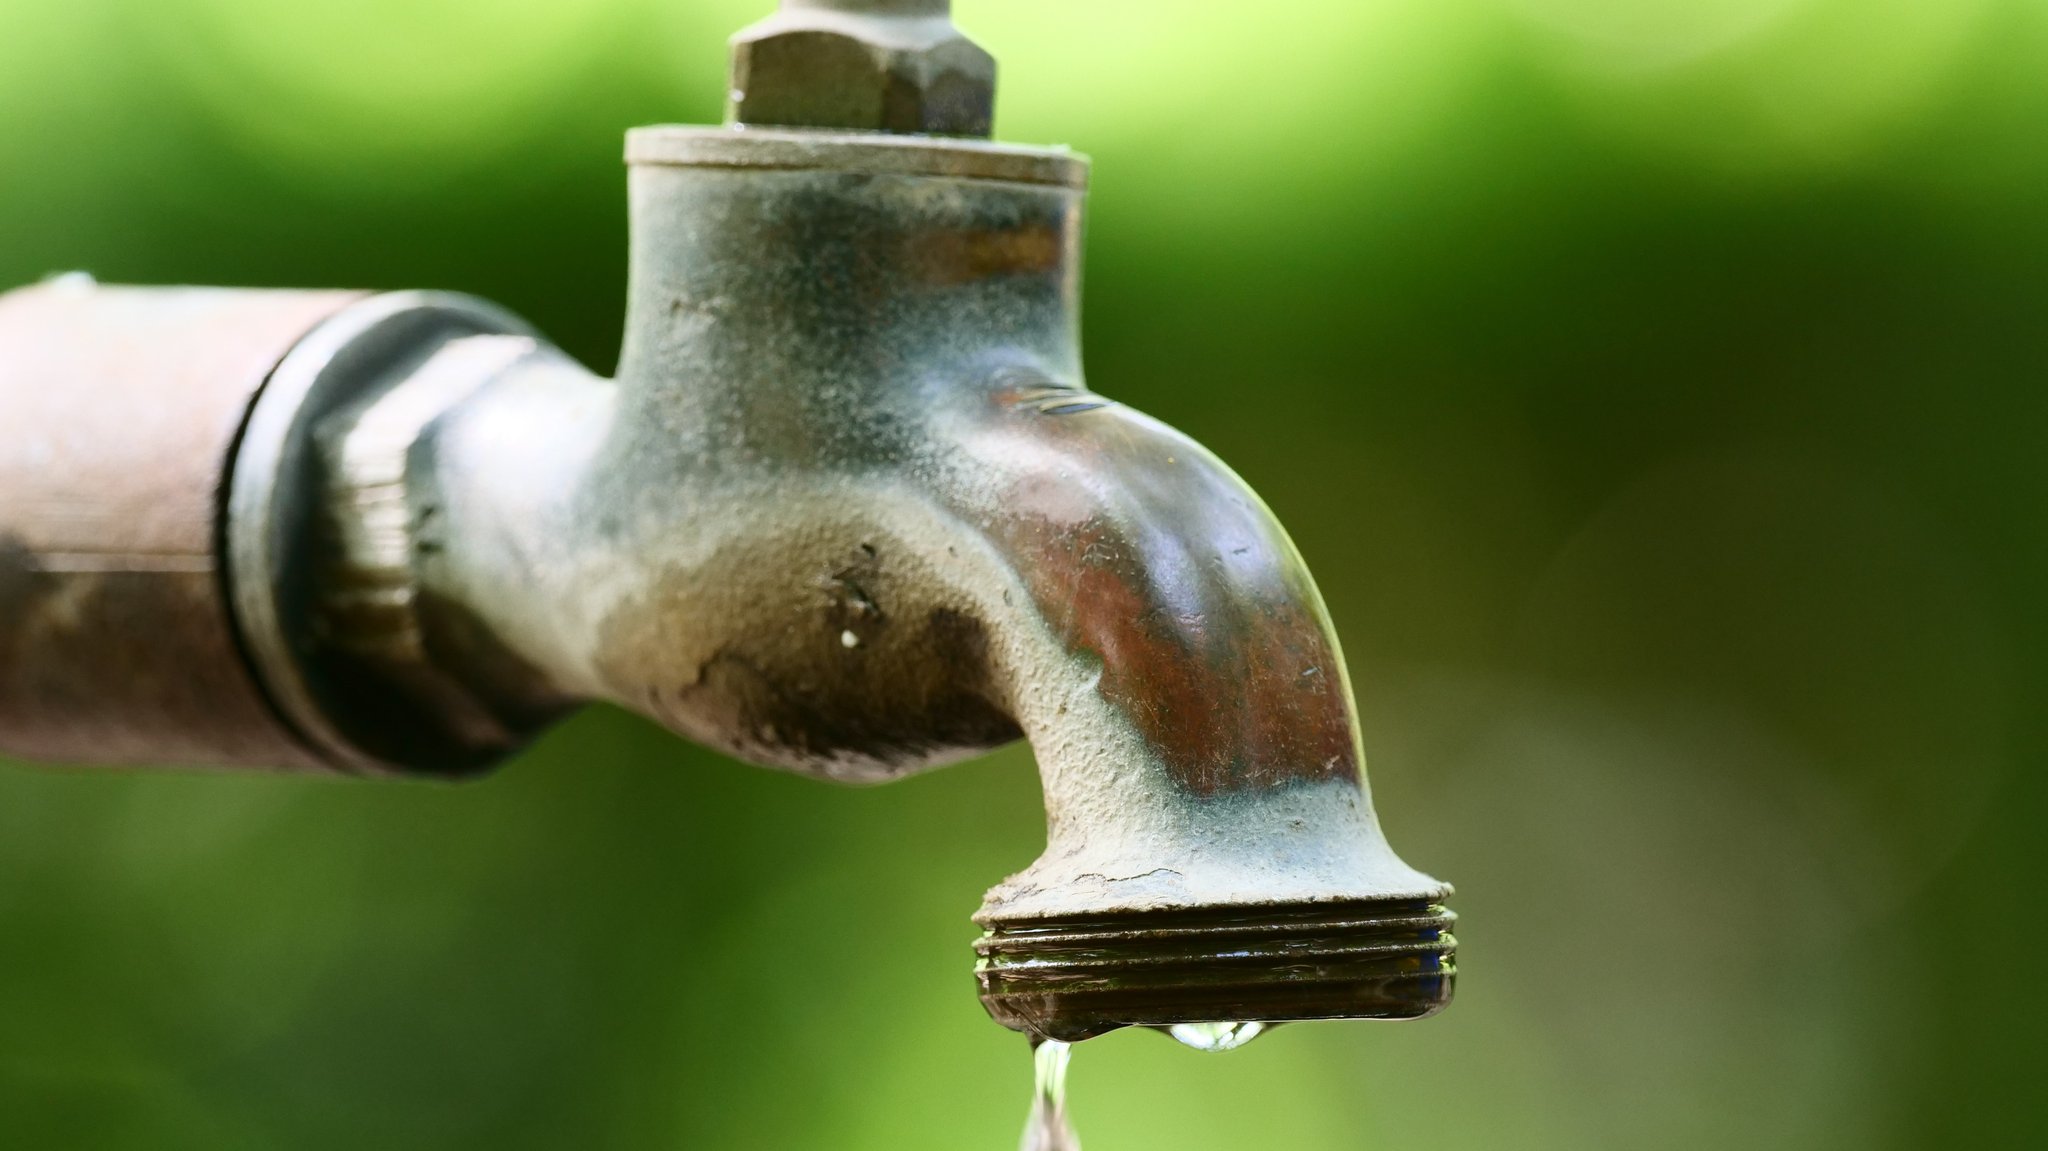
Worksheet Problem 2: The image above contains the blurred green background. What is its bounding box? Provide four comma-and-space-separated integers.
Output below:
2, 0, 2044, 1147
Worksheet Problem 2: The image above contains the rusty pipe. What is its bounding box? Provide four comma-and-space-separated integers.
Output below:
0, 280, 363, 769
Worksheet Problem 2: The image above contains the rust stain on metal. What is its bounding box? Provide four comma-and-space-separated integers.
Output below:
0, 281, 361, 769
906, 223, 1065, 285
595, 531, 1021, 782
961, 371, 1359, 795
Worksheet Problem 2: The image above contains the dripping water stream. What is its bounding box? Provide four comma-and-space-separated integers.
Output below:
1168, 1021, 1266, 1052
1020, 1039, 1080, 1151
1018, 1023, 1265, 1150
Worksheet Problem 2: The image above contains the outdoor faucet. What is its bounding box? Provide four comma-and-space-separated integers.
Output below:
0, 0, 1454, 1042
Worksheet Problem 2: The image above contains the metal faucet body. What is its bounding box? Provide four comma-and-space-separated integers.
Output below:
420, 129, 1449, 920
0, 8, 1455, 1043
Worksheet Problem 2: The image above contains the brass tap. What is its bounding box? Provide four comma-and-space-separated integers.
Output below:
0, 1, 1454, 1043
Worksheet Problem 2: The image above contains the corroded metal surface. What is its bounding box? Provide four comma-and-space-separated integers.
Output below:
728, 0, 995, 137
0, 279, 361, 768
284, 126, 1455, 1034
0, 66, 1456, 1035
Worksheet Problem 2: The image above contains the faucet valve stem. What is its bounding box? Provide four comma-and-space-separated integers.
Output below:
726, 0, 996, 137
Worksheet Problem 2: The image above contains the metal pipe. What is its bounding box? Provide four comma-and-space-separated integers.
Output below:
0, 280, 360, 769
223, 290, 565, 776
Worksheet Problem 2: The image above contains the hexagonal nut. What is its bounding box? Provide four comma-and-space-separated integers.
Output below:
728, 12, 995, 137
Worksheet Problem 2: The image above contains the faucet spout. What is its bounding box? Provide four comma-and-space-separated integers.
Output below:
951, 377, 1455, 1040
950, 372, 1454, 1040
955, 405, 1445, 908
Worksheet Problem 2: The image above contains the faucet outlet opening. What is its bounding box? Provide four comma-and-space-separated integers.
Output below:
976, 898, 1457, 1043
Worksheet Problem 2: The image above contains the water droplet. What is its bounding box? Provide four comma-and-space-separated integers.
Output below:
840, 629, 860, 648
1168, 1021, 1266, 1052
1020, 1038, 1081, 1151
